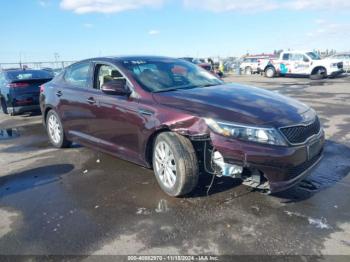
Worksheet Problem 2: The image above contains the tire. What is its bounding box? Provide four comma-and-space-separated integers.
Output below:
244, 67, 252, 75
310, 67, 327, 80
1, 98, 8, 114
46, 110, 71, 148
265, 67, 276, 78
152, 132, 199, 197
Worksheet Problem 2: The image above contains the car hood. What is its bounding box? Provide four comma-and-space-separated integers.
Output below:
153, 83, 311, 127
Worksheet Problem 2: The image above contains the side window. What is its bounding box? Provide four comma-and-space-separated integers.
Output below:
282, 53, 290, 61
95, 64, 125, 90
290, 54, 304, 61
64, 62, 90, 88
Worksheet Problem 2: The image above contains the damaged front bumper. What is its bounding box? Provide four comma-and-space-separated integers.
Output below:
209, 131, 325, 193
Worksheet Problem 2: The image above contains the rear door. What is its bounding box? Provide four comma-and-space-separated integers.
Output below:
57, 61, 101, 146
279, 53, 291, 74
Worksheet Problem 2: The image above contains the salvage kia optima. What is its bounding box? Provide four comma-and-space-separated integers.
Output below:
40, 56, 324, 196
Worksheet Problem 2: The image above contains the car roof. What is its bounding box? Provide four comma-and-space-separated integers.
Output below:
333, 53, 350, 56
1, 68, 22, 71
283, 50, 314, 53
3, 69, 48, 73
72, 55, 179, 65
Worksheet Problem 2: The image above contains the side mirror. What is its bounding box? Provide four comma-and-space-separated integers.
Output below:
101, 79, 130, 96
303, 57, 310, 63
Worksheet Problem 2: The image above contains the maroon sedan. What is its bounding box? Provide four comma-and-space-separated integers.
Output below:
40, 56, 324, 196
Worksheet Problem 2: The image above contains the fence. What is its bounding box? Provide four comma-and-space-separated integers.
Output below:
0, 61, 76, 70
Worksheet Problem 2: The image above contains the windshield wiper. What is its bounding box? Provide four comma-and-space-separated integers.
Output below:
152, 83, 221, 93
152, 85, 198, 93
152, 87, 183, 93
201, 83, 219, 87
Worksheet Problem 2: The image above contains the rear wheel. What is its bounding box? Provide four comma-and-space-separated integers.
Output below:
265, 67, 276, 78
153, 132, 199, 197
310, 67, 327, 80
0, 98, 8, 114
46, 110, 71, 148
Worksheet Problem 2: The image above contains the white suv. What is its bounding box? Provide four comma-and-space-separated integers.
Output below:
263, 51, 344, 79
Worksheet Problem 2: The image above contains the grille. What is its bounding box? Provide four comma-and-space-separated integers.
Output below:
287, 151, 322, 178
338, 62, 343, 69
280, 117, 321, 144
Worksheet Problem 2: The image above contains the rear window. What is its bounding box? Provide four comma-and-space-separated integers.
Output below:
6, 70, 53, 80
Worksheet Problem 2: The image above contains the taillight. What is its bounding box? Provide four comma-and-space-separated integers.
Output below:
7, 82, 29, 88
39, 84, 45, 93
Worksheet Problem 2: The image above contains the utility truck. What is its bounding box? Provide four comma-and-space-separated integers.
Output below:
261, 51, 344, 80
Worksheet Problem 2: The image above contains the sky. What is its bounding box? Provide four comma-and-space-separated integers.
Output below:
0, 0, 350, 63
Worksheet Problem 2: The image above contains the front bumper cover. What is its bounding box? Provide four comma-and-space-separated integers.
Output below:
210, 131, 325, 193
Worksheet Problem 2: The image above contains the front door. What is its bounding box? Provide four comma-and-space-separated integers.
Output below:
289, 53, 311, 75
89, 63, 145, 163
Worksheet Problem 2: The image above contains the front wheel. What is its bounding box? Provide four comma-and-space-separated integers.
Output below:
46, 110, 71, 148
310, 67, 327, 80
153, 132, 199, 197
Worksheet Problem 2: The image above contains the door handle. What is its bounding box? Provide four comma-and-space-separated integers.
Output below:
138, 108, 154, 116
87, 97, 96, 104
56, 91, 62, 97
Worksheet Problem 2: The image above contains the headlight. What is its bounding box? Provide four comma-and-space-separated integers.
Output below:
331, 63, 338, 67
205, 118, 287, 146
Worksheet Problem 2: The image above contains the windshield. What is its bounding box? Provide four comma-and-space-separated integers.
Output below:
121, 58, 223, 92
6, 70, 53, 80
306, 52, 321, 60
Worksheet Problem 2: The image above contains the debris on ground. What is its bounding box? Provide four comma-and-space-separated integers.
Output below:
284, 211, 331, 229
136, 208, 151, 215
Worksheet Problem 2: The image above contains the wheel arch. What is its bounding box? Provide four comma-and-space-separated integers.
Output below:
264, 64, 276, 71
43, 106, 54, 125
144, 127, 172, 168
311, 66, 327, 75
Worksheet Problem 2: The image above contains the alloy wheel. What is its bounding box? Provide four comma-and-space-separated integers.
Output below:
154, 141, 177, 188
48, 114, 62, 144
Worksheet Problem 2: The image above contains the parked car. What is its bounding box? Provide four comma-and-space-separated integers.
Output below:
40, 56, 324, 197
0, 69, 53, 115
330, 53, 350, 72
240, 55, 273, 75
263, 51, 344, 79
179, 57, 212, 72
180, 57, 224, 78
